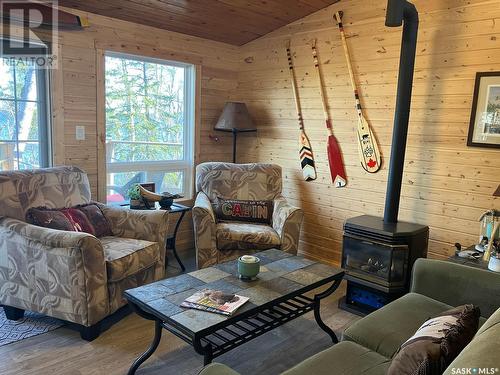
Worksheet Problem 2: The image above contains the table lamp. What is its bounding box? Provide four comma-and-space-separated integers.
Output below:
214, 102, 257, 163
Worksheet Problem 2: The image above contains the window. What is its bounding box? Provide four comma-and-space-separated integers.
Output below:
104, 52, 195, 204
0, 40, 51, 171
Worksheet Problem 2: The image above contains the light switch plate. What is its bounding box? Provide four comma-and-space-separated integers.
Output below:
75, 126, 85, 141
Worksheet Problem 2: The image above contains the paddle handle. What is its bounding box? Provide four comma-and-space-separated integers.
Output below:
336, 11, 381, 173
286, 41, 305, 131
311, 39, 334, 136
335, 11, 363, 118
286, 40, 317, 181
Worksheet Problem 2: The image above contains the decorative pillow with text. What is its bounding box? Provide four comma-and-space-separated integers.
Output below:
213, 197, 273, 224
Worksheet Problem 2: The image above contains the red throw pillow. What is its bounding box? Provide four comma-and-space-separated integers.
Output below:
26, 208, 74, 232
26, 204, 113, 238
60, 208, 95, 235
77, 204, 113, 237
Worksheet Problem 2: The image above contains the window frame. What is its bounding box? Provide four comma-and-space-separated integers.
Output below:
104, 51, 196, 199
0, 38, 52, 170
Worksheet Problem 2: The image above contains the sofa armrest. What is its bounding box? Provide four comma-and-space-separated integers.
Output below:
272, 196, 304, 255
98, 204, 169, 245
410, 258, 500, 318
198, 363, 240, 375
0, 217, 109, 326
192, 192, 218, 268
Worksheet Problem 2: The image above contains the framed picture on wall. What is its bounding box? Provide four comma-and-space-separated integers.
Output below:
467, 72, 500, 148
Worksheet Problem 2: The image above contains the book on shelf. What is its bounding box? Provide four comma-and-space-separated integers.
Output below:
180, 289, 249, 316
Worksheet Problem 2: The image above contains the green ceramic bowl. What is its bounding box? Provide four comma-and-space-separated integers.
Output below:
238, 255, 261, 280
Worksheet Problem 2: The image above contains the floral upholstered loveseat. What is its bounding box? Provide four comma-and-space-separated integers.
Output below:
0, 166, 169, 340
193, 162, 304, 269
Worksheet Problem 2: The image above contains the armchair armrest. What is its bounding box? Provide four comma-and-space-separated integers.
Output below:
0, 216, 99, 248
0, 217, 108, 326
272, 196, 304, 255
192, 192, 218, 268
410, 258, 500, 318
98, 204, 169, 247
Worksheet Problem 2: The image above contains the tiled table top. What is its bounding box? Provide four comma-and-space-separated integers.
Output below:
125, 249, 343, 334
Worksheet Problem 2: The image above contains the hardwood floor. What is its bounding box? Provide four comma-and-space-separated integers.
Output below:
0, 250, 357, 375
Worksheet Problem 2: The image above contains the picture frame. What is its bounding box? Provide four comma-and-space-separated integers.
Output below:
467, 72, 500, 148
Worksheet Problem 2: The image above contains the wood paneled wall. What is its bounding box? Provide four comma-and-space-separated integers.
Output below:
45, 10, 238, 250
235, 0, 500, 264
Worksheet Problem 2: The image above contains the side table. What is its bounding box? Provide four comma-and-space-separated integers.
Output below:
165, 202, 191, 272
120, 201, 191, 272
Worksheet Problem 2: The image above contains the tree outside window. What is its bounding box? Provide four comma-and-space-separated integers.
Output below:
105, 53, 195, 204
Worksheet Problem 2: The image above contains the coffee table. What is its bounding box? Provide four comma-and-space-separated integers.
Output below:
125, 249, 344, 374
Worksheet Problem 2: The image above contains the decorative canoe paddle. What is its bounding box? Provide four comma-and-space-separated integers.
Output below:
311, 39, 347, 188
285, 40, 317, 182
335, 11, 381, 173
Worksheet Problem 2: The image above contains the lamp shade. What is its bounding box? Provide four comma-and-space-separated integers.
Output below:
214, 102, 256, 132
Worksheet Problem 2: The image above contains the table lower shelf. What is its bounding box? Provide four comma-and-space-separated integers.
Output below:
195, 294, 316, 359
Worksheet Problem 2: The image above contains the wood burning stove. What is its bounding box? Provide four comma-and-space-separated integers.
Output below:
340, 0, 429, 315
340, 216, 428, 315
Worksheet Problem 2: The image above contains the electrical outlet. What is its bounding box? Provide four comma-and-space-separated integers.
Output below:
75, 126, 85, 141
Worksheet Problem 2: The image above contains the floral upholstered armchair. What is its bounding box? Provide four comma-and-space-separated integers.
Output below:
0, 166, 169, 340
193, 162, 304, 269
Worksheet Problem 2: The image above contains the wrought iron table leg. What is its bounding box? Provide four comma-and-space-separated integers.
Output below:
127, 320, 163, 375
167, 210, 186, 272
313, 279, 342, 344
203, 344, 214, 366
194, 337, 214, 366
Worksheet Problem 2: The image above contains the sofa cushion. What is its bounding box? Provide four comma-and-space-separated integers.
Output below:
343, 293, 453, 358
216, 222, 280, 251
282, 341, 390, 375
101, 236, 159, 282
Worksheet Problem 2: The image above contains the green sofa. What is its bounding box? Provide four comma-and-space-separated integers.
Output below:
199, 259, 500, 375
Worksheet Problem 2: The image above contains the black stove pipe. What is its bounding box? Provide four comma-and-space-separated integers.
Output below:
383, 0, 419, 224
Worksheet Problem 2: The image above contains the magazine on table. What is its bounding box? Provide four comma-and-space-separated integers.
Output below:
181, 289, 249, 316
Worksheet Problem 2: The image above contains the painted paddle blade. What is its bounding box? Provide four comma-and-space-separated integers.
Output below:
357, 116, 381, 173
327, 134, 347, 187
299, 132, 317, 181
286, 40, 317, 182
311, 38, 347, 188
336, 10, 382, 174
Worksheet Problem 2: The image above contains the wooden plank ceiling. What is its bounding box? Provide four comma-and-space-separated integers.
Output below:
58, 0, 340, 45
